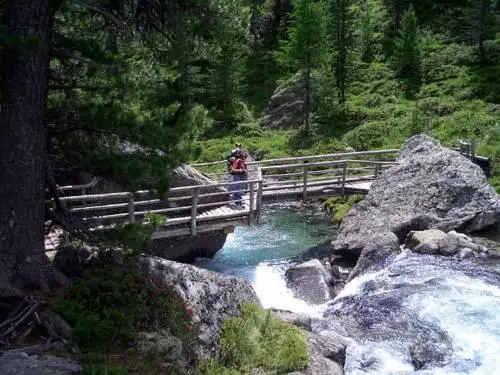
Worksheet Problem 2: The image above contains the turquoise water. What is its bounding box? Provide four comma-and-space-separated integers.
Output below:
194, 203, 336, 312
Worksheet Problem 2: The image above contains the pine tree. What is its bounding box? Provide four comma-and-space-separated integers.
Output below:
392, 5, 420, 82
328, 0, 355, 104
278, 0, 329, 134
207, 0, 251, 129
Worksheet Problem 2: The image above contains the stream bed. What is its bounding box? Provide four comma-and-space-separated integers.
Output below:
194, 205, 500, 375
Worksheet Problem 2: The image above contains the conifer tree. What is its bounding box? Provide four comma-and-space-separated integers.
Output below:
278, 0, 328, 134
208, 0, 251, 129
392, 5, 420, 82
328, 0, 355, 104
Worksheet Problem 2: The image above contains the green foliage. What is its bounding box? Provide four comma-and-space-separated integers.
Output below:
102, 212, 166, 255
277, 0, 329, 132
392, 5, 421, 86
325, 194, 364, 223
194, 303, 309, 375
83, 364, 126, 375
54, 266, 194, 351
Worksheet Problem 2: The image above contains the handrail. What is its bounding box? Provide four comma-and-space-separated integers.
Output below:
50, 155, 396, 242
189, 149, 399, 168
58, 178, 100, 192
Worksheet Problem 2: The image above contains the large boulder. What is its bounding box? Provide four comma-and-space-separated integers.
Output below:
347, 232, 401, 281
405, 229, 489, 257
285, 259, 334, 304
289, 332, 346, 375
0, 352, 82, 375
134, 256, 260, 360
262, 72, 317, 129
332, 134, 500, 258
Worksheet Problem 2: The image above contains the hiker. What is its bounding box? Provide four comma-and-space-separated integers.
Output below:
230, 149, 247, 207
226, 143, 242, 173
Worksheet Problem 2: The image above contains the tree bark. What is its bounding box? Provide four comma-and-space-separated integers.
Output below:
0, 0, 67, 296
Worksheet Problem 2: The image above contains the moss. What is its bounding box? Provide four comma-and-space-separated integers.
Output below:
325, 194, 364, 224
195, 304, 309, 375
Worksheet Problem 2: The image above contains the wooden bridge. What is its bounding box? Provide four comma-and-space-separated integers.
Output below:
46, 140, 488, 244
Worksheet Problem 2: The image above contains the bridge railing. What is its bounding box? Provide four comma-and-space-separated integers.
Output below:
47, 152, 399, 242
259, 158, 397, 200
189, 149, 399, 181
49, 176, 265, 237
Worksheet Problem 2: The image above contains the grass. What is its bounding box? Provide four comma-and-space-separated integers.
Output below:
324, 194, 365, 224
194, 303, 309, 375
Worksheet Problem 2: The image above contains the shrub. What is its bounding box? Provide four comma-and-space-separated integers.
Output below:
102, 212, 166, 255
54, 265, 194, 351
195, 304, 309, 375
325, 194, 364, 224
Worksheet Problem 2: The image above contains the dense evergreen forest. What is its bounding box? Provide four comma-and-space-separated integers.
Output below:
0, 0, 499, 295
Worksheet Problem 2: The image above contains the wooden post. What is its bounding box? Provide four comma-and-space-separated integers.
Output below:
256, 180, 263, 224
248, 182, 255, 225
60, 200, 69, 244
470, 139, 476, 159
190, 188, 200, 235
302, 167, 308, 201
128, 193, 135, 223
341, 162, 347, 198
374, 163, 380, 178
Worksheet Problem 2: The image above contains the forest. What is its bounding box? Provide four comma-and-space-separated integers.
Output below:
0, 0, 498, 305
0, 0, 499, 373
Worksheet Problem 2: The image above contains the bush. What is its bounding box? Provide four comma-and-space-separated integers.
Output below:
325, 194, 364, 224
102, 212, 166, 255
54, 265, 194, 351
195, 304, 309, 375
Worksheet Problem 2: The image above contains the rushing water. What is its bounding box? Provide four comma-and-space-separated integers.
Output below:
194, 207, 500, 375
194, 203, 336, 314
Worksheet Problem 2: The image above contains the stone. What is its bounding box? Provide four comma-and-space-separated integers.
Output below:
409, 341, 448, 370
137, 329, 188, 373
302, 331, 346, 375
262, 72, 318, 129
347, 232, 400, 281
269, 309, 312, 331
405, 229, 448, 251
53, 244, 97, 278
134, 256, 260, 360
332, 134, 500, 258
150, 229, 228, 262
0, 352, 82, 375
285, 259, 334, 304
406, 229, 487, 257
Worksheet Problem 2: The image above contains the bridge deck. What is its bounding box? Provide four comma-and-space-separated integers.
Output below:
152, 180, 372, 239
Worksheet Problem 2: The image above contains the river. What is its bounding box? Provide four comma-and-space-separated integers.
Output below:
194, 205, 500, 375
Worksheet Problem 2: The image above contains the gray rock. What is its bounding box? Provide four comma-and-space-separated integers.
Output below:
303, 331, 346, 375
285, 259, 334, 304
262, 72, 318, 129
406, 229, 486, 257
348, 232, 400, 281
137, 330, 187, 373
269, 309, 313, 331
0, 352, 82, 375
134, 256, 260, 360
458, 248, 476, 260
53, 244, 97, 278
151, 229, 229, 262
169, 165, 230, 208
332, 134, 500, 258
409, 341, 449, 370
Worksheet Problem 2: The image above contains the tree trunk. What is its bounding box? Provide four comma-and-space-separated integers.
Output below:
0, 0, 67, 296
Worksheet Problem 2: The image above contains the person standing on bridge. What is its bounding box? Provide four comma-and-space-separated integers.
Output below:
230, 150, 247, 208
